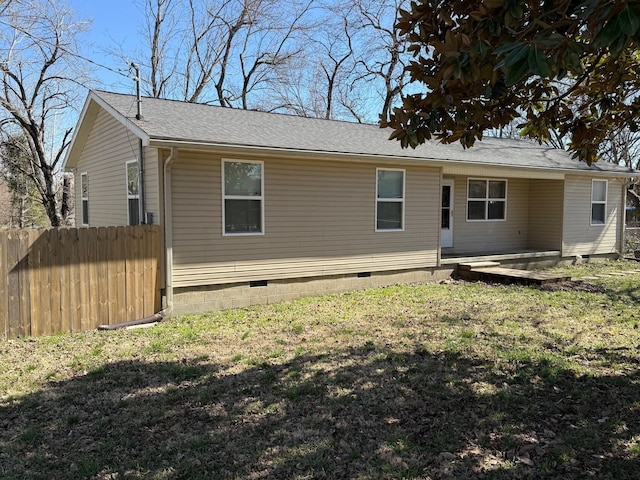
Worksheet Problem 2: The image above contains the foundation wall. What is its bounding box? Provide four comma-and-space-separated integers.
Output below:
170, 253, 618, 316
172, 267, 454, 316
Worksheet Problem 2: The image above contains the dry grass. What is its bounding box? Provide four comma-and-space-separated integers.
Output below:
1, 260, 640, 479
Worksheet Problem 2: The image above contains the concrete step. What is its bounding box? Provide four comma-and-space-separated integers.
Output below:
457, 261, 500, 271
458, 264, 571, 285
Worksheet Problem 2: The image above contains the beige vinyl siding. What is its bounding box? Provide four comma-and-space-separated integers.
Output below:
451, 176, 529, 253
171, 152, 440, 287
73, 109, 141, 226
142, 146, 160, 225
562, 176, 621, 256
528, 179, 563, 250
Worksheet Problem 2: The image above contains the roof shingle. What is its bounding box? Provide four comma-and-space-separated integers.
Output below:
92, 90, 636, 175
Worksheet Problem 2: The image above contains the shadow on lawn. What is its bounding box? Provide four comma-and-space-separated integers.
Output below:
605, 282, 640, 305
1, 345, 639, 479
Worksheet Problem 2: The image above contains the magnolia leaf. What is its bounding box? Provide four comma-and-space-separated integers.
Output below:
496, 43, 527, 70
505, 55, 531, 86
494, 41, 523, 55
593, 16, 622, 49
528, 47, 551, 77
619, 7, 640, 36
509, 4, 524, 19
384, 0, 640, 163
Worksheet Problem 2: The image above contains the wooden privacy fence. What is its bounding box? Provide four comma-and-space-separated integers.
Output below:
0, 225, 161, 339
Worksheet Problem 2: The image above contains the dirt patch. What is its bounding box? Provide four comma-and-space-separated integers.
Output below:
537, 280, 607, 294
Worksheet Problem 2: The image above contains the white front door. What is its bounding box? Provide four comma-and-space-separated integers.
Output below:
441, 180, 454, 248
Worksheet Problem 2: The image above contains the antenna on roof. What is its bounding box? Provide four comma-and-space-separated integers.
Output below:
130, 62, 143, 121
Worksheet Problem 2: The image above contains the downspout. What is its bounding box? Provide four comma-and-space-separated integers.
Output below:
98, 312, 164, 331
163, 147, 178, 316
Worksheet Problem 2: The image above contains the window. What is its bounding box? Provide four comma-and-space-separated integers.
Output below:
223, 160, 264, 235
591, 179, 607, 225
80, 172, 89, 226
376, 168, 405, 231
126, 160, 140, 225
467, 179, 506, 221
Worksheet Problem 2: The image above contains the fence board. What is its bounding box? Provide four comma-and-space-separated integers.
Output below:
7, 231, 21, 338
0, 233, 7, 338
115, 227, 128, 323
107, 228, 119, 325
49, 229, 63, 334
96, 227, 109, 325
58, 229, 72, 334
18, 231, 30, 337
0, 225, 161, 339
78, 228, 91, 332
67, 228, 81, 331
145, 225, 160, 314
132, 227, 144, 317
87, 227, 99, 330
28, 230, 42, 336
35, 230, 52, 337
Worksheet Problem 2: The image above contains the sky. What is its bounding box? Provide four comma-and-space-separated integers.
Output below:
69, 0, 146, 93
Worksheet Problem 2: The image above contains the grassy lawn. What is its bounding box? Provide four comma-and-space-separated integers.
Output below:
1, 260, 640, 479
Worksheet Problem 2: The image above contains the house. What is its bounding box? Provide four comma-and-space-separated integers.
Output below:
63, 90, 639, 316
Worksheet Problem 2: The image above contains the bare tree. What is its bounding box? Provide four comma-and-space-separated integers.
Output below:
144, 0, 182, 98
237, 0, 313, 109
133, 0, 315, 107
350, 0, 409, 122
186, 0, 249, 104
0, 0, 88, 226
600, 127, 640, 170
128, 0, 412, 121
270, 3, 362, 121
316, 16, 355, 120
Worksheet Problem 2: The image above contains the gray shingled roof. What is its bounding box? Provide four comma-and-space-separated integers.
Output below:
93, 90, 636, 175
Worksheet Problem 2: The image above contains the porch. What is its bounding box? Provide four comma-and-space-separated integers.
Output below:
440, 176, 565, 262
440, 249, 562, 267
440, 249, 567, 285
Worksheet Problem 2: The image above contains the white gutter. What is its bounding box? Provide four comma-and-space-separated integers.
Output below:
163, 147, 178, 316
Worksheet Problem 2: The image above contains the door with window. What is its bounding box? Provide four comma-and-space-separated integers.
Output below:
441, 180, 454, 248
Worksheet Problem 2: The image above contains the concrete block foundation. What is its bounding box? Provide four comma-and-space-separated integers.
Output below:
172, 267, 454, 316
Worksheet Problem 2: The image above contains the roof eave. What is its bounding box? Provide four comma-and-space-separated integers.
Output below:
63, 91, 151, 170
147, 138, 640, 178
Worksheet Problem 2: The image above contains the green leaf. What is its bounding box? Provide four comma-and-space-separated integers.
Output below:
496, 43, 528, 70
619, 7, 640, 36
505, 55, 531, 86
528, 47, 551, 77
494, 41, 523, 55
534, 31, 565, 48
593, 16, 622, 49
610, 33, 628, 56
509, 4, 524, 19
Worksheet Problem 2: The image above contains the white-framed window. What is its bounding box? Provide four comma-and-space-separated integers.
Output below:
376, 168, 405, 231
222, 160, 264, 235
126, 160, 141, 225
467, 178, 507, 221
591, 179, 607, 225
80, 172, 89, 226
